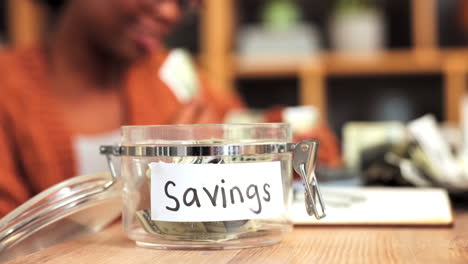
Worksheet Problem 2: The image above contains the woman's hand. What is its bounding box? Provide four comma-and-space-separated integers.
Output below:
294, 123, 343, 169
171, 96, 222, 124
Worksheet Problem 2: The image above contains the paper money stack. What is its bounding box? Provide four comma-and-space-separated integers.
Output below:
137, 151, 278, 242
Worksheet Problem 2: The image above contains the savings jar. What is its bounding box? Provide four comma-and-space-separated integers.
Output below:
103, 123, 325, 249
0, 123, 325, 261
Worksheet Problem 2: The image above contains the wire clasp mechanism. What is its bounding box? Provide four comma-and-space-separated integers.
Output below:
289, 141, 326, 220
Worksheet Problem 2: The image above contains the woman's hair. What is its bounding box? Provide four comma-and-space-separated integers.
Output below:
37, 0, 66, 12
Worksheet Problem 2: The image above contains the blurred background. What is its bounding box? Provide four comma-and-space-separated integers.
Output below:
4, 0, 461, 130
2, 0, 468, 189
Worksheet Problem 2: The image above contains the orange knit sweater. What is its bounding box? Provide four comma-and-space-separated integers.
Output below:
0, 47, 242, 217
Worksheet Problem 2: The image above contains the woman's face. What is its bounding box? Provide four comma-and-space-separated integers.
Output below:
69, 0, 187, 62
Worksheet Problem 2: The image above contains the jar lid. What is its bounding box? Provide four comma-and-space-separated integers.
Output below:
0, 172, 121, 262
101, 142, 295, 157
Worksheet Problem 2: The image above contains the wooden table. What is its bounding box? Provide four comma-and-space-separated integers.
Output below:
8, 211, 468, 264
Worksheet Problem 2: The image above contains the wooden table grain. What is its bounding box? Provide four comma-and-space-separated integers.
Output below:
7, 211, 468, 264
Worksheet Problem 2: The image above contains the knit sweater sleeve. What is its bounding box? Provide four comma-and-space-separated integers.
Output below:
0, 51, 32, 217
0, 112, 31, 217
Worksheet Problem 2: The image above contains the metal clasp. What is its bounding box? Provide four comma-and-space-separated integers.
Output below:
99, 145, 122, 189
289, 141, 326, 220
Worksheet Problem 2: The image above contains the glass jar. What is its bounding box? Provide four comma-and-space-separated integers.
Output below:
0, 124, 324, 260
112, 123, 324, 249
0, 124, 325, 261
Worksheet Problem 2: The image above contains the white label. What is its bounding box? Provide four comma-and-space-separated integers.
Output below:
149, 162, 285, 222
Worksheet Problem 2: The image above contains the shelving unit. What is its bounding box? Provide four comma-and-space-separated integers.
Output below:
234, 50, 453, 78
7, 0, 45, 47
201, 0, 468, 124
8, 0, 468, 124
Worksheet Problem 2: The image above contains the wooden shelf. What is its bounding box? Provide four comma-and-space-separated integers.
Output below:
234, 55, 308, 78
323, 50, 443, 76
234, 49, 468, 124
234, 49, 468, 78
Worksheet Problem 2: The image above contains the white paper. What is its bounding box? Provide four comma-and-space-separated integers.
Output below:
408, 115, 463, 186
159, 49, 199, 103
150, 162, 285, 222
290, 187, 452, 225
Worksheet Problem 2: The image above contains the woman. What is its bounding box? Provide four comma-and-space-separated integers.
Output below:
0, 0, 242, 216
